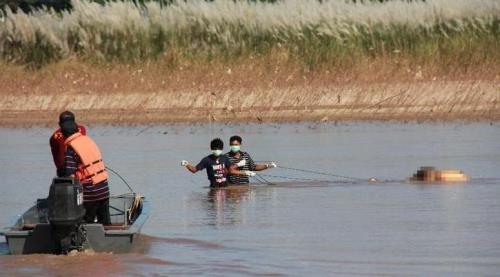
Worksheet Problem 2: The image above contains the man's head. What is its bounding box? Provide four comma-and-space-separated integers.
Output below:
60, 120, 78, 138
210, 138, 224, 157
229, 135, 242, 153
59, 110, 75, 125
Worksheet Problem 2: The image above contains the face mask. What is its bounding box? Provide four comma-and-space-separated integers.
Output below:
230, 145, 240, 153
211, 149, 223, 156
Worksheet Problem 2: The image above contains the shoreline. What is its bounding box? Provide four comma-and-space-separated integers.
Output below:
1, 111, 497, 128
1, 60, 498, 127
1, 80, 498, 126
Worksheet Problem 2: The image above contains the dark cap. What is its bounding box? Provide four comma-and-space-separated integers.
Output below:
60, 120, 78, 138
59, 110, 75, 124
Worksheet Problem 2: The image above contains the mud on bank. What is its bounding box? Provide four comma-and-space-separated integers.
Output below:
0, 61, 498, 126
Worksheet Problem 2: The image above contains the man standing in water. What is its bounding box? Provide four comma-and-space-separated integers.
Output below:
50, 111, 87, 177
181, 138, 255, 187
61, 120, 111, 224
225, 135, 276, 185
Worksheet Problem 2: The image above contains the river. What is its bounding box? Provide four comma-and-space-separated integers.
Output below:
1, 123, 499, 276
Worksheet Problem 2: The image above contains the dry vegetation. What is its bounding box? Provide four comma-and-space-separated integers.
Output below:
0, 58, 498, 125
0, 0, 498, 125
1, 0, 499, 67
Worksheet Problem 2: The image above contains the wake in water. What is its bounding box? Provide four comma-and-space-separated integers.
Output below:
133, 235, 225, 252
0, 235, 229, 276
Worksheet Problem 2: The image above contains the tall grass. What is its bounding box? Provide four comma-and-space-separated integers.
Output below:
0, 0, 498, 68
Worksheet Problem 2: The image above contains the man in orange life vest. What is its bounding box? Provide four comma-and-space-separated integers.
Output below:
60, 120, 111, 224
50, 111, 87, 177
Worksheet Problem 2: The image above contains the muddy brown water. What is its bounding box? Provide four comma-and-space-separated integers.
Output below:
1, 123, 499, 276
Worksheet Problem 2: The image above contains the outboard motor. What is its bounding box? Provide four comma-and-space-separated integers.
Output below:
48, 177, 86, 254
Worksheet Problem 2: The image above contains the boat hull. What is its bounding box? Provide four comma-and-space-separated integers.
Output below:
1, 194, 149, 255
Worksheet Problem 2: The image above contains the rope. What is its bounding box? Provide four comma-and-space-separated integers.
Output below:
257, 173, 339, 183
253, 173, 267, 184
276, 165, 367, 182
254, 173, 276, 185
106, 166, 134, 192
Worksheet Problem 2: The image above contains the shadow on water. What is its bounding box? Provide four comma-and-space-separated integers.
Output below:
134, 234, 225, 251
0, 235, 226, 276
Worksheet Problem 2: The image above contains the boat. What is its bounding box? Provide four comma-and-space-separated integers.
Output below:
0, 178, 149, 255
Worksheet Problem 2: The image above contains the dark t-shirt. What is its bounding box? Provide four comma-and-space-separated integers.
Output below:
196, 155, 232, 187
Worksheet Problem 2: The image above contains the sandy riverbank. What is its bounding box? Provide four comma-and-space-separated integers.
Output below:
0, 61, 498, 126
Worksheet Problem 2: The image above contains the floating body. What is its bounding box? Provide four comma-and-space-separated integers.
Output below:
410, 167, 468, 182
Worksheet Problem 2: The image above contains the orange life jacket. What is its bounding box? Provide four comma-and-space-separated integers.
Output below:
65, 132, 108, 185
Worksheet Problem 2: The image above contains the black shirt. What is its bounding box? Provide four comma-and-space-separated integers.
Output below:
196, 155, 232, 187
225, 151, 256, 184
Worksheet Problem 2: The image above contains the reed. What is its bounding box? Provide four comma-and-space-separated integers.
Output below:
0, 0, 498, 69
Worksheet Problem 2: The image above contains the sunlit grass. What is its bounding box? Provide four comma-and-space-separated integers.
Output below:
0, 0, 498, 69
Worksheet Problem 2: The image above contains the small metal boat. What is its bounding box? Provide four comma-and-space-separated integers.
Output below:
1, 178, 149, 255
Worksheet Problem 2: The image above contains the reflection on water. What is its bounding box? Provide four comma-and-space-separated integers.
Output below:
205, 186, 251, 226
1, 123, 499, 275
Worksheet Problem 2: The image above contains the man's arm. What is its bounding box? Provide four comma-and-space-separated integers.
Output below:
182, 159, 201, 174
254, 164, 268, 171
49, 134, 60, 167
227, 164, 255, 176
63, 146, 79, 177
186, 164, 198, 173
247, 153, 274, 171
255, 162, 277, 171
223, 156, 249, 176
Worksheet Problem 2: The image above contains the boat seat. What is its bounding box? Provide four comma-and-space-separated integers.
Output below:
22, 224, 37, 230
103, 223, 126, 230
108, 204, 127, 225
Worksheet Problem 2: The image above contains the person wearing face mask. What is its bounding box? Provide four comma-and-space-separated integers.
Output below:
181, 138, 255, 188
225, 135, 277, 185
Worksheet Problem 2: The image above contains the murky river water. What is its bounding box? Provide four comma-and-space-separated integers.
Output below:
1, 123, 499, 276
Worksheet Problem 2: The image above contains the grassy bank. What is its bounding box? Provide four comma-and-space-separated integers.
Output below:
0, 0, 499, 69
1, 77, 498, 126
0, 0, 498, 125
0, 58, 498, 125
